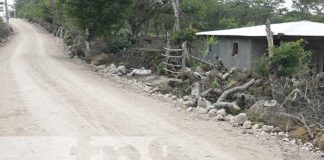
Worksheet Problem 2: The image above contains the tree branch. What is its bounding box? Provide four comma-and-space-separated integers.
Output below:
217, 79, 255, 103
300, 113, 314, 139
209, 79, 256, 113
282, 88, 312, 107
213, 102, 241, 113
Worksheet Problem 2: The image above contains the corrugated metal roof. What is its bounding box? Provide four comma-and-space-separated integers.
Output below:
196, 21, 324, 37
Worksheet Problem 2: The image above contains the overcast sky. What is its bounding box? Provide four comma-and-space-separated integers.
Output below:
284, 0, 293, 8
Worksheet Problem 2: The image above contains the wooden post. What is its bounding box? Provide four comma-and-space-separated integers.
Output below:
266, 18, 275, 96
266, 18, 285, 102
181, 41, 189, 71
165, 31, 171, 75
4, 0, 9, 24
266, 18, 274, 57
85, 26, 91, 59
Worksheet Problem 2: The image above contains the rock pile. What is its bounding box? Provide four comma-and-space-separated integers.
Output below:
89, 63, 153, 78
73, 55, 324, 158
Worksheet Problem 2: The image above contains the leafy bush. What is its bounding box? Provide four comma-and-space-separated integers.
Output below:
0, 19, 10, 39
270, 39, 312, 76
172, 28, 198, 44
187, 58, 200, 69
157, 62, 165, 75
255, 40, 312, 77
107, 30, 133, 53
254, 56, 269, 77
203, 36, 218, 56
212, 79, 220, 88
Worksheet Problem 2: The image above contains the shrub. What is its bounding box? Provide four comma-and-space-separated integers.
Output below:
203, 36, 218, 57
107, 31, 133, 53
270, 39, 312, 77
187, 58, 200, 69
212, 79, 220, 88
255, 40, 312, 77
157, 62, 165, 75
0, 19, 10, 39
172, 28, 198, 45
254, 56, 269, 77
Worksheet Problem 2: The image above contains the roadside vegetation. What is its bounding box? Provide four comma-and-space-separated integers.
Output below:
15, 0, 324, 57
15, 0, 324, 153
0, 18, 11, 43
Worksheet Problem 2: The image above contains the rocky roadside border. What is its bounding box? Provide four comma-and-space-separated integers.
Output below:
63, 49, 324, 160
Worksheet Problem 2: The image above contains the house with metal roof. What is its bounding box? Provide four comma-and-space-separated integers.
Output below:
195, 21, 324, 73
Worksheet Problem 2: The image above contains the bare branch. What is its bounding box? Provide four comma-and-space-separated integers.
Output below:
282, 88, 312, 107
209, 79, 256, 113
300, 113, 314, 139
281, 113, 314, 139
217, 79, 255, 103
200, 88, 214, 97
222, 68, 236, 80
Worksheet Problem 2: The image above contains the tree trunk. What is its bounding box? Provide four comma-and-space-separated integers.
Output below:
266, 18, 285, 102
56, 26, 63, 38
85, 26, 91, 59
4, 0, 9, 24
55, 26, 60, 37
59, 27, 64, 39
130, 23, 141, 43
63, 28, 69, 40
165, 31, 171, 76
217, 79, 256, 103
171, 0, 180, 31
181, 41, 189, 71
154, 20, 160, 37
144, 20, 150, 36
266, 18, 274, 57
210, 79, 256, 113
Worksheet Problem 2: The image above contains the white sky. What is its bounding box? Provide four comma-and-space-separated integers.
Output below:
8, 0, 13, 5
0, 0, 14, 5
284, 0, 293, 9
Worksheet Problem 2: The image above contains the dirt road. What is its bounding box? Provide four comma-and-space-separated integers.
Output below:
0, 19, 309, 160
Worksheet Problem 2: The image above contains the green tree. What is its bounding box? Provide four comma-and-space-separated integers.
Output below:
274, 0, 324, 23
16, 0, 52, 22
219, 18, 239, 29
293, 0, 324, 16
64, 0, 132, 57
202, 0, 284, 30
181, 0, 207, 29
128, 0, 169, 40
